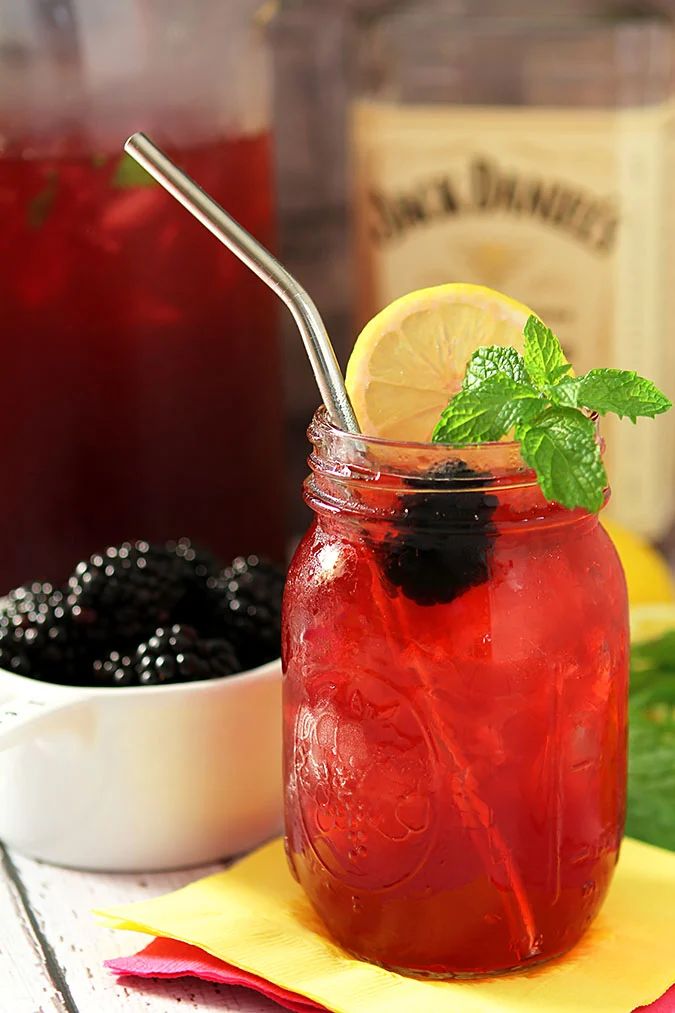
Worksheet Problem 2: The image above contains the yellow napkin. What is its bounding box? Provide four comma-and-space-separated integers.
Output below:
96, 837, 675, 1013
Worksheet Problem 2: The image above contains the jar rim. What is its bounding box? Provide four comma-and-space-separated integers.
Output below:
308, 405, 543, 495
306, 407, 606, 527
310, 403, 527, 463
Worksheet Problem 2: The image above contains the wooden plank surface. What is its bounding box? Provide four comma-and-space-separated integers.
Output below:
1, 847, 284, 1013
0, 847, 67, 1013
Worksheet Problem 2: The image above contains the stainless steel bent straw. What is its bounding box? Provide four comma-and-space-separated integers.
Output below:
124, 132, 360, 435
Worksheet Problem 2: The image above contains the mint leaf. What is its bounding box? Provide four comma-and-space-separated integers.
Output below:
548, 377, 580, 408
578, 368, 671, 422
111, 154, 156, 189
520, 408, 607, 511
432, 376, 543, 445
27, 170, 58, 230
549, 362, 573, 382
523, 315, 569, 388
463, 346, 528, 390
431, 312, 671, 512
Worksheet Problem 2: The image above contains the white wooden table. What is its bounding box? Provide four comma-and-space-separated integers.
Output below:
0, 843, 285, 1013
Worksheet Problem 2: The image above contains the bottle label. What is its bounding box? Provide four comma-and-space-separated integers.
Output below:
351, 101, 675, 538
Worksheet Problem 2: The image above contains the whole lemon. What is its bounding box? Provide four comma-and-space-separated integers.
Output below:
603, 519, 675, 606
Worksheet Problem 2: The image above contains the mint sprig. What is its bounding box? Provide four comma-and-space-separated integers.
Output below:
432, 315, 671, 512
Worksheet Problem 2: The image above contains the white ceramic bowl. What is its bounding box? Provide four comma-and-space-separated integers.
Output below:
0, 659, 282, 871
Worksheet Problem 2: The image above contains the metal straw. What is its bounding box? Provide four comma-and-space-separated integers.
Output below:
124, 132, 360, 435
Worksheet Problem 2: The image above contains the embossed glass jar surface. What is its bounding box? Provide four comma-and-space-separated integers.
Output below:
282, 408, 629, 979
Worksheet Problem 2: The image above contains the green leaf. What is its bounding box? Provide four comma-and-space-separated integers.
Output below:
627, 706, 675, 851
549, 362, 573, 382
27, 170, 58, 230
523, 315, 570, 388
111, 153, 157, 189
432, 375, 543, 445
547, 377, 580, 408
577, 368, 672, 422
431, 311, 671, 509
462, 346, 529, 390
520, 407, 607, 511
627, 633, 675, 851
632, 630, 675, 676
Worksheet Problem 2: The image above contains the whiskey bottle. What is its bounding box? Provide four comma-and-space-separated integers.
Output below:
351, 6, 675, 539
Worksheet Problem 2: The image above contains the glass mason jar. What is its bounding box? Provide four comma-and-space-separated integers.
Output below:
0, 1, 284, 590
283, 408, 629, 978
350, 5, 675, 542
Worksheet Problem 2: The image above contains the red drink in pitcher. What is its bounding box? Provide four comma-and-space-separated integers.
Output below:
0, 132, 284, 588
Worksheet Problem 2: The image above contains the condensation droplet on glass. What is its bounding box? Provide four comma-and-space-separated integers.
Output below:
582, 880, 596, 898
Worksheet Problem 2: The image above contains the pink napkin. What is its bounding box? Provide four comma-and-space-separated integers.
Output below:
107, 935, 673, 1013
106, 936, 326, 1012
635, 986, 675, 1013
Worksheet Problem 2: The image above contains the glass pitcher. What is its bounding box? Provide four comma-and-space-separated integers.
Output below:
0, 1, 284, 590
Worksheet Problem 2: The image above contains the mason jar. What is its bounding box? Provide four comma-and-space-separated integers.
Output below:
0, 1, 284, 590
282, 407, 628, 978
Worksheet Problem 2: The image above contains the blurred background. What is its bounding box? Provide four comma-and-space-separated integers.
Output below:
1, 0, 675, 591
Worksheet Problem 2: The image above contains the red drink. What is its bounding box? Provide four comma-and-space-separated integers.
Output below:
0, 133, 284, 589
283, 410, 628, 977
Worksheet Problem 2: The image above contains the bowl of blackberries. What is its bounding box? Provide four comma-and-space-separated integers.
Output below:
0, 539, 285, 872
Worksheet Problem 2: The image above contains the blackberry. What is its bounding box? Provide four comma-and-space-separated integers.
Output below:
0, 638, 30, 676
167, 537, 222, 627
378, 461, 498, 606
92, 649, 135, 687
133, 625, 239, 686
0, 542, 275, 686
0, 582, 62, 630
205, 555, 285, 669
166, 537, 220, 581
0, 583, 91, 683
66, 541, 198, 650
